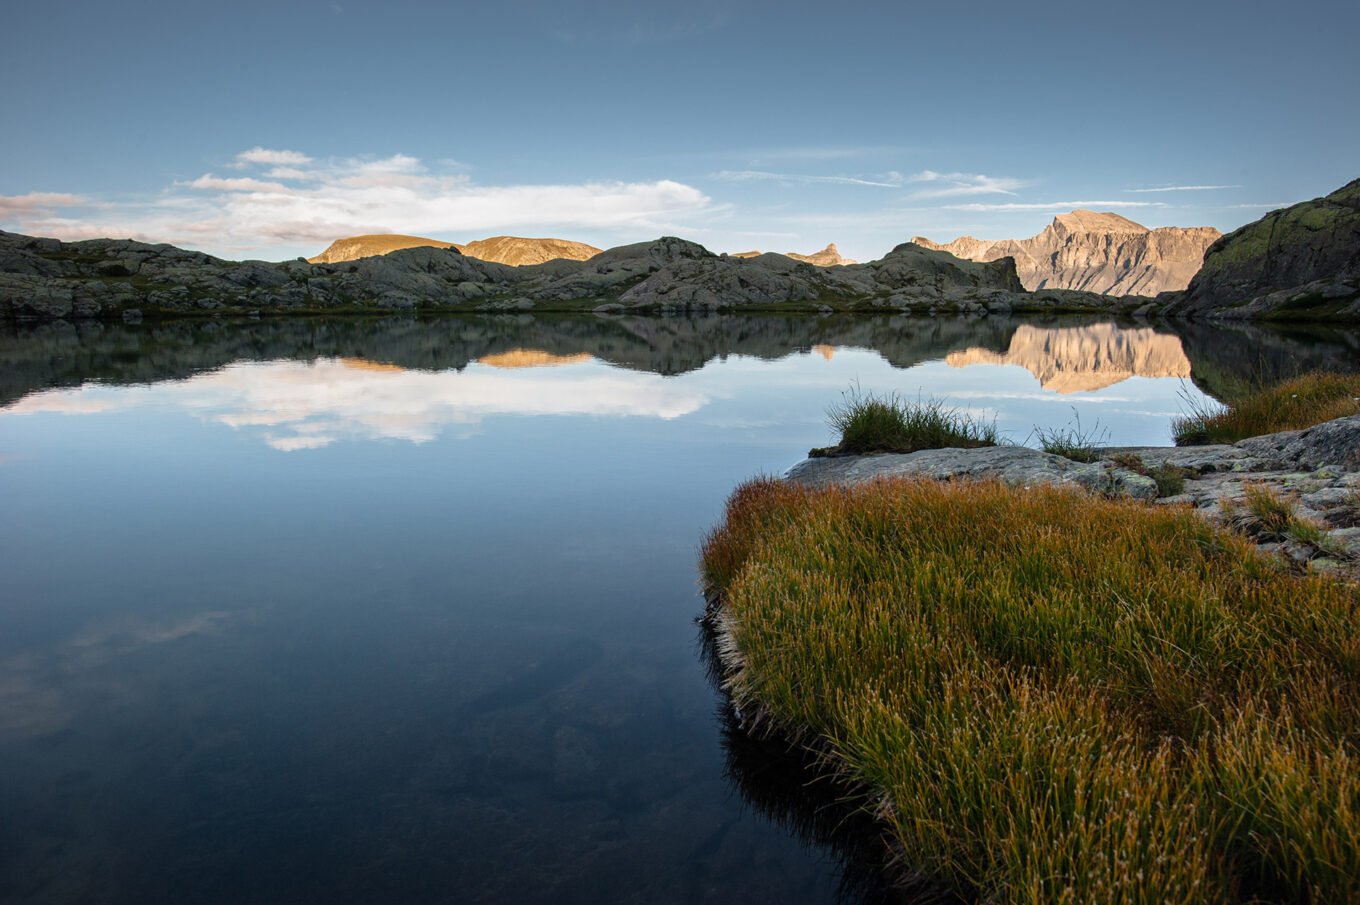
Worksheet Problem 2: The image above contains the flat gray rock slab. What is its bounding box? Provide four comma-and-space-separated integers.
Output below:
787, 445, 1159, 499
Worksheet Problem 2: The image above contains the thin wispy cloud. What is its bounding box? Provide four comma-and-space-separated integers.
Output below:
1229, 201, 1297, 209
3, 148, 715, 255
947, 200, 1169, 212
230, 147, 314, 168
714, 169, 904, 188
1125, 184, 1240, 193
0, 192, 87, 214
908, 171, 1024, 199
714, 145, 911, 164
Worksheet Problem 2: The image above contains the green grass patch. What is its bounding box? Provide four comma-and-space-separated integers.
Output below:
1174, 371, 1360, 445
1109, 452, 1191, 498
811, 388, 998, 457
1031, 408, 1108, 462
701, 477, 1360, 903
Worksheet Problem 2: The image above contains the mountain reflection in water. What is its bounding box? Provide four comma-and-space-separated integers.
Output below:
3, 314, 1357, 415
946, 323, 1192, 393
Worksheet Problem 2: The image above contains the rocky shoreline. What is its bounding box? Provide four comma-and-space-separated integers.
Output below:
787, 415, 1360, 580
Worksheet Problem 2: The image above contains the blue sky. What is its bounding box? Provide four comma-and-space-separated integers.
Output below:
2, 0, 1356, 261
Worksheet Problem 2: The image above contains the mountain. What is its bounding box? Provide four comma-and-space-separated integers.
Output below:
914, 212, 1221, 296
308, 234, 456, 263
1164, 179, 1360, 319
9, 229, 1125, 321
309, 234, 602, 267
945, 323, 1191, 393
787, 243, 857, 266
728, 243, 857, 266
457, 236, 601, 267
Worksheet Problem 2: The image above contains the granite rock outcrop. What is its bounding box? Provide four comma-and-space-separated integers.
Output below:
1160, 179, 1360, 320
915, 211, 1220, 296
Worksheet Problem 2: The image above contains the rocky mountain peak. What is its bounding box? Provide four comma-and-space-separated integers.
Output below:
915, 211, 1221, 296
308, 234, 600, 267
1050, 210, 1149, 236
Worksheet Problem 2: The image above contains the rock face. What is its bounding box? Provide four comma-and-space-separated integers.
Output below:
945, 323, 1191, 393
2, 229, 1122, 321
458, 236, 602, 267
915, 211, 1221, 296
787, 243, 857, 266
309, 233, 602, 267
728, 243, 858, 266
1163, 179, 1360, 320
307, 234, 456, 263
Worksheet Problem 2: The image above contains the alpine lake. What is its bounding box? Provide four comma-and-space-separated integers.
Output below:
2, 313, 1357, 904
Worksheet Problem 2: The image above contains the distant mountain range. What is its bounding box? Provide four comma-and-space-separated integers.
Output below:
311, 235, 859, 269
309, 234, 602, 267
3, 179, 1355, 322
729, 243, 857, 266
914, 212, 1221, 296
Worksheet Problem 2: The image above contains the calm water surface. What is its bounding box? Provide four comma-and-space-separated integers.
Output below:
2, 314, 1357, 903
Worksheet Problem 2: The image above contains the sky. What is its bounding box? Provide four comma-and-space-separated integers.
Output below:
2, 0, 1357, 262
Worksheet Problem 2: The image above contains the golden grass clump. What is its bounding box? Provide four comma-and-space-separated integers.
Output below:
1174, 371, 1360, 446
701, 476, 1360, 903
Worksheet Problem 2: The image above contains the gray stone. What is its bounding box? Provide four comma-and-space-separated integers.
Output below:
787, 445, 1159, 500
1235, 415, 1360, 471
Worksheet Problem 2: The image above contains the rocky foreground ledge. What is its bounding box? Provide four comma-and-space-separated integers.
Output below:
789, 415, 1360, 578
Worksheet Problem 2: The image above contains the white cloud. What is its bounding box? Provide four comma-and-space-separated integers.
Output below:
1125, 184, 1240, 193
187, 175, 291, 193
264, 166, 314, 180
0, 192, 86, 214
4, 149, 715, 255
946, 200, 1169, 212
232, 147, 314, 168
907, 170, 1024, 199
714, 169, 904, 188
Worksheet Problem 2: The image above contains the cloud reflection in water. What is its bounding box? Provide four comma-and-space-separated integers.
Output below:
4, 355, 710, 451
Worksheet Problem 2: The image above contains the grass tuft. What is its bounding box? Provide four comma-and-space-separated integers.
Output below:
812, 387, 998, 457
1109, 452, 1191, 498
702, 477, 1360, 903
1174, 371, 1360, 446
1031, 408, 1108, 462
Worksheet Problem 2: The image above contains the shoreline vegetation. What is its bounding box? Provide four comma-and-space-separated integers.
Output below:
701, 376, 1360, 902
810, 389, 999, 458
1174, 371, 1360, 445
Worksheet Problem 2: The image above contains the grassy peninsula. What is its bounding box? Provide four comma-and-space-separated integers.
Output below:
701, 476, 1360, 902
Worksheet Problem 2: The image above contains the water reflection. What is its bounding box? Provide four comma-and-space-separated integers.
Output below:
2, 313, 1358, 903
946, 323, 1191, 393
697, 625, 922, 905
2, 314, 1356, 414
7, 357, 706, 450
